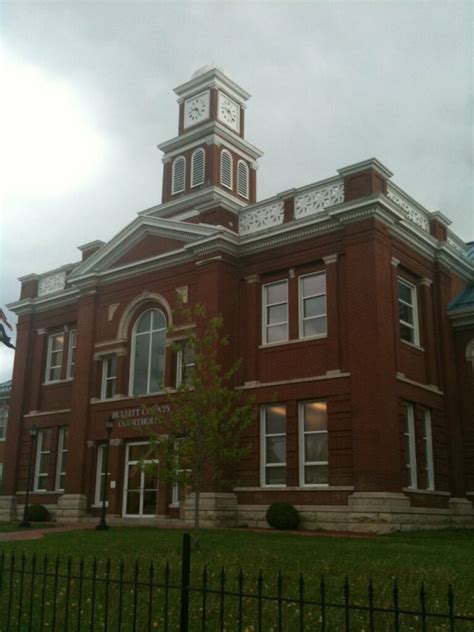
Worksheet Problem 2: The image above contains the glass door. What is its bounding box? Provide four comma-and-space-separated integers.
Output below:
123, 442, 158, 517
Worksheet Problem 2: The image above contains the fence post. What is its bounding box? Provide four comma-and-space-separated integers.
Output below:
180, 533, 191, 632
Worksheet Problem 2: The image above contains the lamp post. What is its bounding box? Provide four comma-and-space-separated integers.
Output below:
96, 415, 115, 531
19, 425, 39, 528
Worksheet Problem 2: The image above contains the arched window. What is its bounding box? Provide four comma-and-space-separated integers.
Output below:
131, 309, 167, 395
237, 160, 249, 198
191, 148, 205, 187
172, 156, 185, 194
220, 149, 233, 189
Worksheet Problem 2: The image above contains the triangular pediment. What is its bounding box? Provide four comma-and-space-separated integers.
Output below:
68, 216, 219, 280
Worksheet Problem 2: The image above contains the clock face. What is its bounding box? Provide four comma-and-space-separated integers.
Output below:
184, 91, 210, 129
217, 92, 240, 133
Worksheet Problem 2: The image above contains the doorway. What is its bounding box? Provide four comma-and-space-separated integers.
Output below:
123, 442, 158, 517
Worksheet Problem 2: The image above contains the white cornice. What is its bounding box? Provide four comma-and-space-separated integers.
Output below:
338, 158, 393, 179
158, 121, 263, 160
174, 68, 251, 103
140, 186, 247, 219
7, 288, 79, 316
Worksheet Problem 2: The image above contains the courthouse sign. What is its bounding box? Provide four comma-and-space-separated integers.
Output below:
111, 404, 171, 428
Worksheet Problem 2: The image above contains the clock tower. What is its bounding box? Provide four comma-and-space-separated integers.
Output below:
158, 66, 263, 226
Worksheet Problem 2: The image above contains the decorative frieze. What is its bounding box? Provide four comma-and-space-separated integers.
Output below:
38, 271, 67, 296
239, 201, 284, 235
294, 181, 344, 219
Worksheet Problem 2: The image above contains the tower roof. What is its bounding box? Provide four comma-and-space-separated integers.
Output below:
191, 65, 230, 80
174, 65, 251, 103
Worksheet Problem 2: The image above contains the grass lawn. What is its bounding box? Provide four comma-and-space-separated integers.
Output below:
1, 527, 473, 630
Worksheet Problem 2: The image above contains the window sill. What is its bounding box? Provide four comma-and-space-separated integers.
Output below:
17, 490, 62, 496
402, 487, 449, 496
91, 503, 109, 508
259, 335, 327, 350
42, 378, 73, 387
401, 340, 424, 352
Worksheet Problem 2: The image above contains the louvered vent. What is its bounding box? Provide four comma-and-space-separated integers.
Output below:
191, 149, 205, 187
172, 157, 185, 194
220, 150, 233, 189
237, 160, 249, 198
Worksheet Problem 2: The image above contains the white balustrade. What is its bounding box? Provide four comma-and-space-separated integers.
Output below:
38, 271, 67, 296
386, 185, 430, 232
294, 181, 344, 219
239, 201, 284, 236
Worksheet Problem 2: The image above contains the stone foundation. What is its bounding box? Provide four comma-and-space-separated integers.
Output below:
56, 494, 88, 522
237, 492, 474, 533
0, 496, 17, 522
184, 493, 237, 528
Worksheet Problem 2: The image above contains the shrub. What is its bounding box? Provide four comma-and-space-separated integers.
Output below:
26, 504, 51, 522
266, 502, 300, 530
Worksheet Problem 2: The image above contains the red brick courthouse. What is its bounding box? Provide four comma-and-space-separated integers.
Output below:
2, 67, 474, 532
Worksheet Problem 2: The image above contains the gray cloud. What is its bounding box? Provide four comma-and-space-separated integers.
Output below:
1, 0, 472, 381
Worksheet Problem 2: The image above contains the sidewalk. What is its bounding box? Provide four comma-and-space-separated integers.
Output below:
0, 523, 96, 542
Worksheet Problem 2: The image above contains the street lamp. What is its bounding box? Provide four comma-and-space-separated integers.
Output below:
96, 415, 115, 531
19, 425, 39, 528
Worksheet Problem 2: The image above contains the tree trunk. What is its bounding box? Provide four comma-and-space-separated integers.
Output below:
193, 485, 200, 551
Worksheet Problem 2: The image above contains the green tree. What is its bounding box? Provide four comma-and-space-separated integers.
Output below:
145, 302, 255, 551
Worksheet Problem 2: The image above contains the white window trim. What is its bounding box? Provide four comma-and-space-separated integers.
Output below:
176, 347, 196, 388
260, 406, 287, 488
190, 148, 205, 188
398, 278, 420, 347
34, 429, 51, 492
237, 159, 249, 199
262, 280, 289, 345
0, 406, 8, 442
404, 403, 418, 489
66, 329, 77, 379
298, 401, 329, 488
94, 444, 109, 507
45, 333, 64, 383
220, 149, 233, 190
298, 272, 327, 340
171, 156, 186, 195
423, 409, 435, 491
128, 309, 167, 396
55, 427, 68, 492
101, 356, 117, 400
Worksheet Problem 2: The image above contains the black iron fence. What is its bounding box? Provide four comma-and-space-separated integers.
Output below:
0, 534, 473, 631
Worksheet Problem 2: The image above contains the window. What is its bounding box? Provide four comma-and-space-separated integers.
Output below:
0, 405, 8, 441
261, 405, 286, 486
170, 438, 187, 507
263, 280, 288, 344
398, 279, 419, 345
94, 444, 110, 506
34, 429, 52, 491
131, 309, 167, 396
45, 333, 64, 382
55, 427, 69, 491
176, 347, 196, 387
191, 148, 205, 187
423, 409, 435, 490
299, 401, 329, 485
220, 149, 233, 189
237, 160, 249, 198
172, 156, 185, 194
101, 356, 118, 399
299, 272, 327, 338
403, 403, 417, 489
66, 329, 77, 379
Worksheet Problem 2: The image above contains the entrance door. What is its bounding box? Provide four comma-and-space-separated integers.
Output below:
123, 442, 158, 517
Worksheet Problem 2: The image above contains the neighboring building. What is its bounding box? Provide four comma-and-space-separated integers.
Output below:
0, 380, 12, 491
1, 66, 473, 532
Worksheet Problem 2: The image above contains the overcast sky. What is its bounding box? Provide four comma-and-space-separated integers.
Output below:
0, 0, 472, 381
